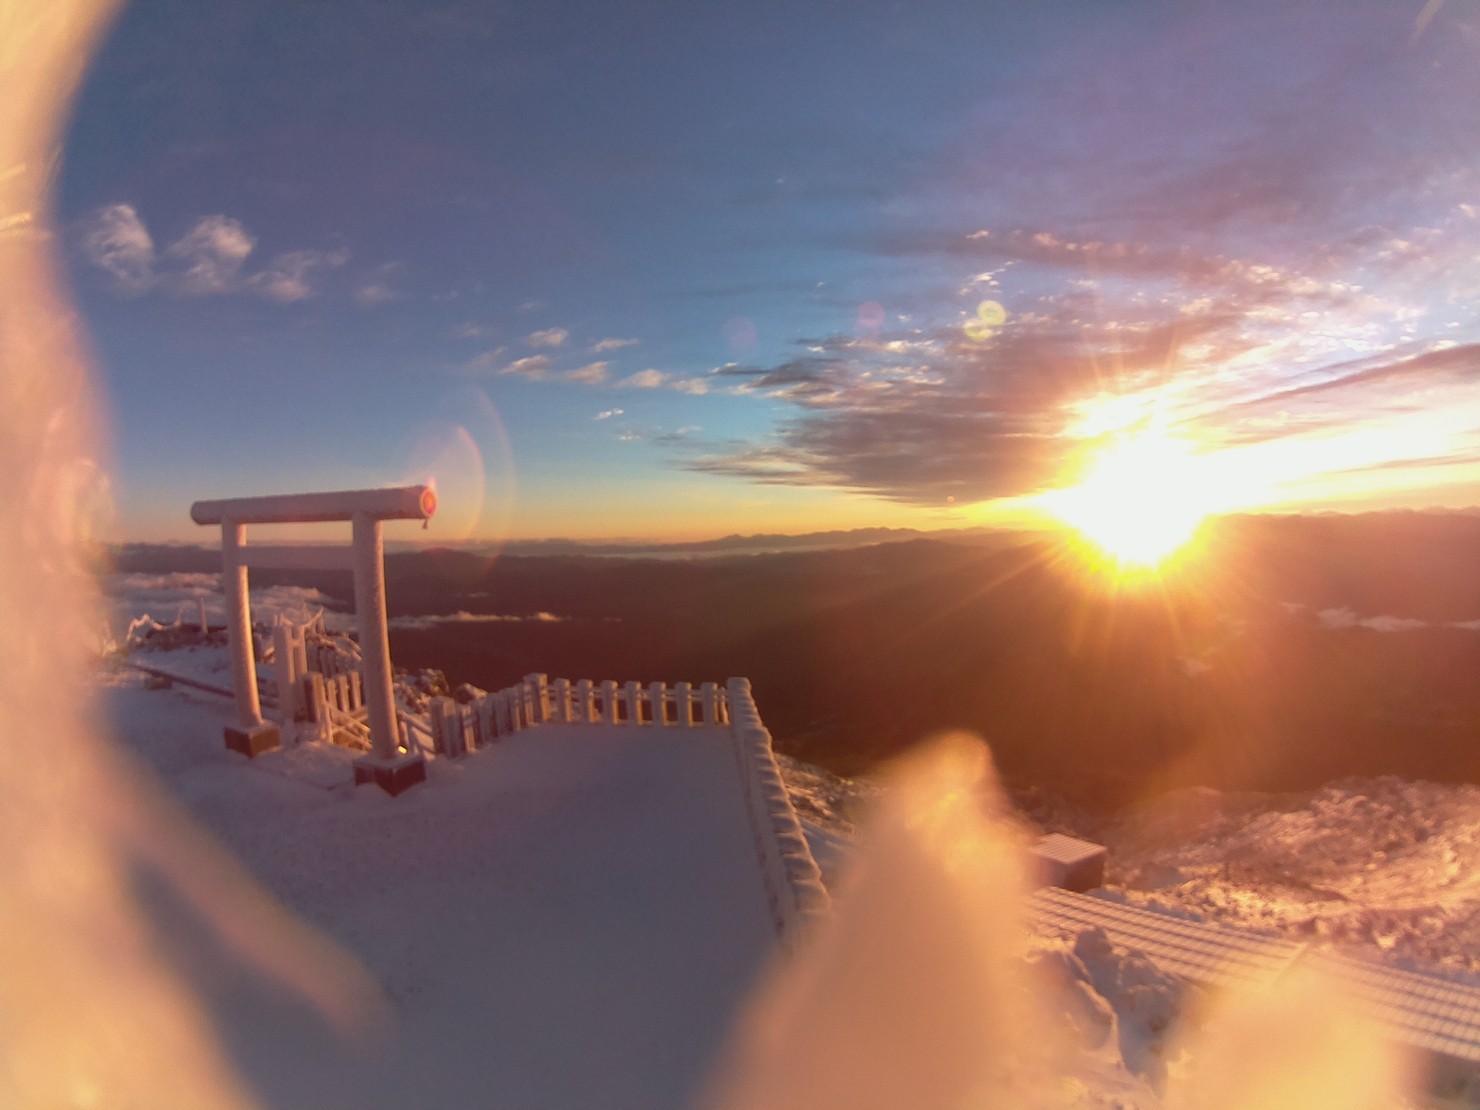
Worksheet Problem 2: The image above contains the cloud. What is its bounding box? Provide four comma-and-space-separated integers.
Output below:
665, 287, 1285, 504
592, 337, 639, 353
1318, 608, 1428, 632
525, 327, 568, 347
460, 348, 554, 379
79, 203, 156, 293
386, 611, 566, 631
617, 369, 667, 389
248, 248, 348, 303
354, 282, 396, 306
166, 215, 255, 294
499, 354, 553, 380
670, 377, 711, 396
715, 356, 847, 398
594, 408, 623, 421
463, 346, 508, 374
565, 360, 610, 385
665, 171, 1480, 508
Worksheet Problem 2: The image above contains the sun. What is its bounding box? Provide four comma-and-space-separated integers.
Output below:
1039, 429, 1211, 570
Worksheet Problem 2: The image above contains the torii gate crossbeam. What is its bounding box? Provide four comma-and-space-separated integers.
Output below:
190, 484, 436, 796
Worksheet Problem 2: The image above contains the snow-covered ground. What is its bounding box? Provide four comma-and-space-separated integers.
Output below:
99, 665, 778, 1109
1105, 780, 1480, 981
94, 612, 1480, 1107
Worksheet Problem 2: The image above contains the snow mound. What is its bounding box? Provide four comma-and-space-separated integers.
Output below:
1108, 777, 1480, 977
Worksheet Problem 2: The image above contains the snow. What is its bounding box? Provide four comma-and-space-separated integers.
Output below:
1106, 779, 1480, 979
98, 670, 778, 1109
780, 754, 1480, 1106
79, 650, 1480, 1108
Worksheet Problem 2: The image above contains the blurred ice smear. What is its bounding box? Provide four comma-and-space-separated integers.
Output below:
707, 735, 1413, 1109
0, 4, 378, 1106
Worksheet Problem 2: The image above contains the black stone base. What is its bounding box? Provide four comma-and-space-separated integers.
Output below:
224, 722, 281, 758
353, 752, 427, 796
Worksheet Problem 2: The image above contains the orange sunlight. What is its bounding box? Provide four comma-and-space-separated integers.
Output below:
1038, 428, 1212, 570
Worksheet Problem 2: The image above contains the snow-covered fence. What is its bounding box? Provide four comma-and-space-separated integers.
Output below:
724, 677, 831, 951
268, 612, 384, 749
426, 673, 732, 757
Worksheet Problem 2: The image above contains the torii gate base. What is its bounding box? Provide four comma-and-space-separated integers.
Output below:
226, 722, 282, 758
191, 484, 437, 796
353, 751, 427, 795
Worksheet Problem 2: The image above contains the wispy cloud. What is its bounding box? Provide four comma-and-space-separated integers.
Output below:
463, 346, 508, 374
617, 368, 667, 389
80, 203, 382, 306
565, 360, 610, 384
499, 354, 553, 380
387, 610, 566, 631
354, 282, 396, 306
166, 215, 255, 295
79, 203, 156, 293
249, 248, 348, 303
353, 261, 402, 307
592, 337, 638, 353
525, 327, 568, 347
594, 408, 623, 421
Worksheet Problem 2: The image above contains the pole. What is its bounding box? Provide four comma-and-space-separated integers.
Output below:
352, 512, 399, 763
222, 520, 263, 729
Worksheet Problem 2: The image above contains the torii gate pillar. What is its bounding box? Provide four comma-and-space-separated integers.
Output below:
191, 484, 437, 795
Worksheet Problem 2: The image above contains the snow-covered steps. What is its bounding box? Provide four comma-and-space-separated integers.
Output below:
1033, 887, 1480, 1066
1031, 886, 1305, 988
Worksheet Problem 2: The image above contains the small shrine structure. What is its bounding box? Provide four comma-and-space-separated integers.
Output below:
190, 484, 436, 795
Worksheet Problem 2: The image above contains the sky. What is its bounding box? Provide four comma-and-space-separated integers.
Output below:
57, 0, 1480, 545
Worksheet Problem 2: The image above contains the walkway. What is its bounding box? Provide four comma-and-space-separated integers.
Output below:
1032, 886, 1480, 1065
105, 678, 780, 1109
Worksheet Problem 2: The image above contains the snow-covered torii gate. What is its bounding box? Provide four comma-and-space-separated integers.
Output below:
190, 484, 437, 795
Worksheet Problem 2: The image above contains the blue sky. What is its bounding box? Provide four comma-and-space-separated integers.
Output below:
60, 0, 1480, 544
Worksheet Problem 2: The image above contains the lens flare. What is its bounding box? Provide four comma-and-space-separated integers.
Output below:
964, 299, 1007, 342
393, 385, 515, 549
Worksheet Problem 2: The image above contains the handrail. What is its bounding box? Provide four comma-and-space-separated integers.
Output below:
124, 660, 244, 702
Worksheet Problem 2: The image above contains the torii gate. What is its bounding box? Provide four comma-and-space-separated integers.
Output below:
190, 484, 437, 796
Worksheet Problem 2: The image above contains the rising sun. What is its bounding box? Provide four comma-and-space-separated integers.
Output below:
1039, 429, 1211, 570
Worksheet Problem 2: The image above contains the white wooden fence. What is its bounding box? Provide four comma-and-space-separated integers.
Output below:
426, 673, 731, 758
267, 612, 424, 753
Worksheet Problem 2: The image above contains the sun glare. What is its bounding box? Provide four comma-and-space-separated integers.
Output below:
1040, 429, 1211, 570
